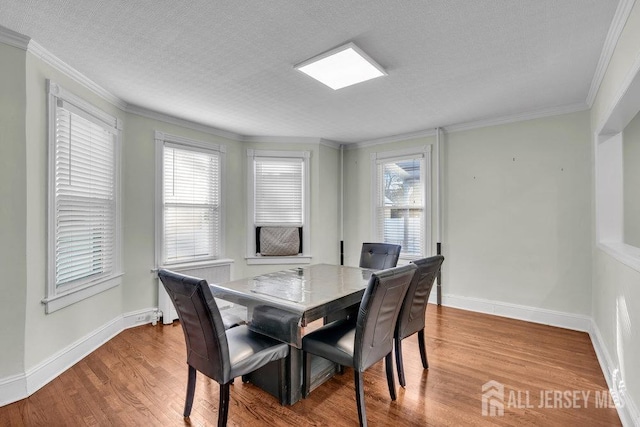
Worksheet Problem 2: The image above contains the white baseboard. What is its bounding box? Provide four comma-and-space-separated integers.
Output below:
590, 321, 640, 427
0, 373, 27, 407
431, 293, 592, 332
0, 308, 157, 407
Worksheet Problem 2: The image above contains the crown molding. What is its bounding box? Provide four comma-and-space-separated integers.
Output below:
444, 102, 589, 135
241, 135, 322, 144
319, 139, 342, 150
347, 128, 438, 150
126, 103, 242, 141
587, 0, 636, 107
0, 24, 30, 50
240, 135, 343, 149
348, 102, 588, 150
27, 40, 127, 110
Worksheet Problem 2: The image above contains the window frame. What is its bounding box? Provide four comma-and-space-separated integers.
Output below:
246, 149, 311, 265
154, 131, 226, 270
371, 146, 432, 261
44, 80, 123, 313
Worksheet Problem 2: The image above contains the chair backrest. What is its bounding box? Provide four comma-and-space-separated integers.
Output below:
158, 269, 230, 383
354, 264, 417, 371
395, 255, 444, 340
359, 243, 402, 270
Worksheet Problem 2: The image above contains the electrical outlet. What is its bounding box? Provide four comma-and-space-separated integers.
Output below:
135, 314, 148, 322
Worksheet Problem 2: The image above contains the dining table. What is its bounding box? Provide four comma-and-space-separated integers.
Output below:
210, 263, 373, 405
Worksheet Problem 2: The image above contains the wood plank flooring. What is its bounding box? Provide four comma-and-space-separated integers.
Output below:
0, 306, 621, 426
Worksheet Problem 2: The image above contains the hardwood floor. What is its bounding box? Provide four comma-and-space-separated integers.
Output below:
0, 306, 621, 426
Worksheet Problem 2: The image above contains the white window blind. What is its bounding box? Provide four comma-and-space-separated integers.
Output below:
54, 104, 117, 287
376, 155, 426, 259
163, 144, 220, 264
254, 157, 303, 225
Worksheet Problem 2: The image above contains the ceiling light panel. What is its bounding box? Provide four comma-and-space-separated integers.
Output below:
295, 42, 387, 90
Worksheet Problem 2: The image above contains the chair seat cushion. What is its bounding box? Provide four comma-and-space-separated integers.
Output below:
226, 325, 289, 379
302, 319, 356, 368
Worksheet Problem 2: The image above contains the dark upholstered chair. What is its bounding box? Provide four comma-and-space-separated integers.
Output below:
302, 264, 417, 427
157, 269, 289, 427
394, 255, 444, 387
359, 242, 402, 270
323, 242, 403, 325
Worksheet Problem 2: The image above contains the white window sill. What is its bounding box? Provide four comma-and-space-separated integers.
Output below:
42, 274, 122, 313
152, 259, 234, 277
245, 255, 312, 265
597, 242, 640, 273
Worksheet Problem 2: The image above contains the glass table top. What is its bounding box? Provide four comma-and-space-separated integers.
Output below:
210, 264, 374, 347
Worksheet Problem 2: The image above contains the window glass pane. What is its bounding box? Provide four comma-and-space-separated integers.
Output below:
163, 145, 220, 263
378, 157, 424, 258
54, 107, 116, 287
254, 158, 303, 225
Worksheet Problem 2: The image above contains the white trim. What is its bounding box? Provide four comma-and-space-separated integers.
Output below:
432, 293, 592, 332
598, 242, 640, 274
0, 308, 158, 407
240, 135, 342, 150
247, 148, 311, 159
590, 320, 640, 427
47, 80, 121, 130
129, 104, 242, 141
153, 258, 234, 275
155, 130, 225, 153
0, 373, 27, 408
0, 24, 30, 50
370, 145, 431, 161
587, 0, 637, 107
42, 275, 122, 313
29, 41, 126, 110
349, 103, 588, 149
445, 102, 589, 135
348, 128, 437, 150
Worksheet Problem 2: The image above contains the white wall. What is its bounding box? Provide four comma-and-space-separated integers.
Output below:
623, 110, 640, 247
0, 42, 27, 379
444, 111, 592, 315
590, 1, 640, 423
343, 112, 593, 318
23, 51, 126, 370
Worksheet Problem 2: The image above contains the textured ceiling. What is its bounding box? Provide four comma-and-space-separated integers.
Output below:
0, 0, 620, 143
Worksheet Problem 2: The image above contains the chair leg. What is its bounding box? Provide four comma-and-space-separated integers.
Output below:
417, 329, 429, 369
394, 337, 406, 388
302, 351, 311, 398
183, 365, 197, 417
218, 382, 230, 427
385, 352, 396, 401
354, 371, 367, 427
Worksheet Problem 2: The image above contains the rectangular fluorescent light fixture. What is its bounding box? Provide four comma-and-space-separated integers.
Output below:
295, 42, 387, 90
